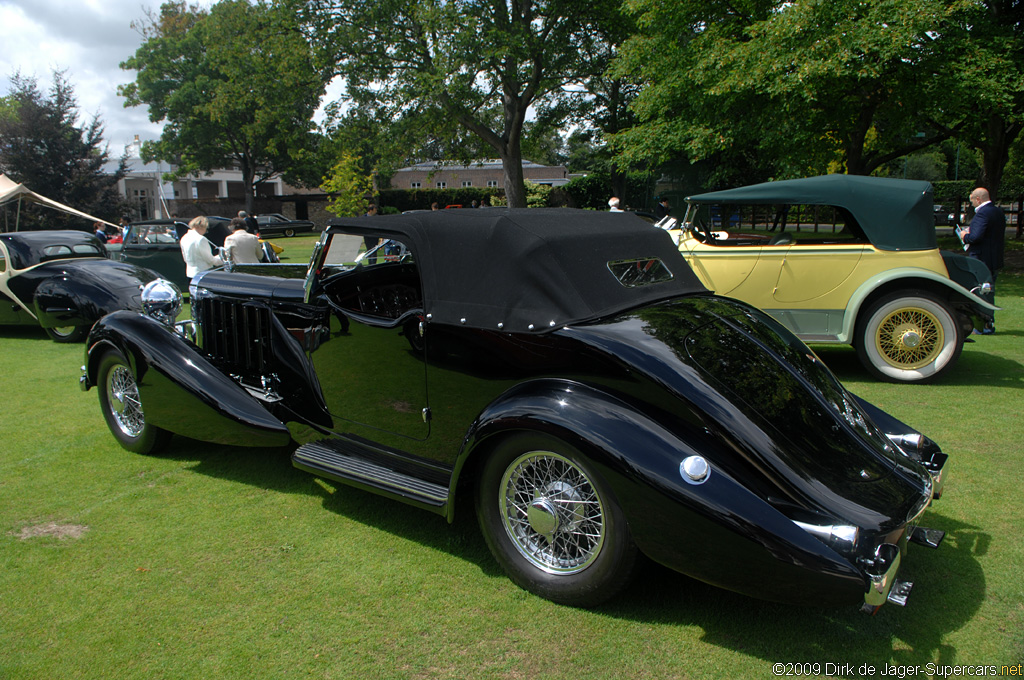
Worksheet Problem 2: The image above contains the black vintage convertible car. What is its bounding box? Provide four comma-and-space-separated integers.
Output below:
115, 218, 278, 292
80, 209, 948, 611
1, 230, 158, 342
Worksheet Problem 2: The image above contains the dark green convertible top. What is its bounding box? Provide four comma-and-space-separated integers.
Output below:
686, 174, 936, 251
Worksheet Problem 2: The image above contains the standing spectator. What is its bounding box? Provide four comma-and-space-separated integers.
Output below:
654, 197, 671, 220
431, 202, 440, 211
608, 197, 623, 212
961, 187, 1006, 281
180, 216, 224, 280
238, 210, 259, 234
224, 218, 263, 264
961, 187, 1005, 334
471, 199, 479, 209
93, 221, 108, 243
119, 215, 132, 240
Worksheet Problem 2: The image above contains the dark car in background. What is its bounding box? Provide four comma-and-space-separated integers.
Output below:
118, 218, 276, 292
81, 209, 947, 612
255, 213, 316, 238
0, 230, 158, 342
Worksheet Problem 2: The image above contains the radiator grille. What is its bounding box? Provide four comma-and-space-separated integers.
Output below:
197, 298, 272, 374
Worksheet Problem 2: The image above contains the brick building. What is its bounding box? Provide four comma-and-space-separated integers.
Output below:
391, 160, 569, 190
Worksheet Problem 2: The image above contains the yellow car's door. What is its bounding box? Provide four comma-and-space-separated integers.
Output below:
676, 230, 774, 299
773, 243, 866, 304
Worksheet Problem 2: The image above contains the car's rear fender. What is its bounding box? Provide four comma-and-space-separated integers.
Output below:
840, 267, 999, 342
453, 378, 866, 606
83, 311, 292, 448
33, 275, 111, 329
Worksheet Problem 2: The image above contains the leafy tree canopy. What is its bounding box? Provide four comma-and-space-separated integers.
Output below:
942, 0, 1024, 197
0, 71, 126, 228
321, 151, 373, 216
120, 0, 330, 211
299, 0, 626, 207
611, 0, 996, 189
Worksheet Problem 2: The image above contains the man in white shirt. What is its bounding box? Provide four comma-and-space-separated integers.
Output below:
224, 218, 263, 264
180, 216, 224, 279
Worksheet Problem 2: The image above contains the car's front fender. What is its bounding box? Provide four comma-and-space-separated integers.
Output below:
453, 378, 866, 606
839, 267, 999, 343
83, 311, 292, 448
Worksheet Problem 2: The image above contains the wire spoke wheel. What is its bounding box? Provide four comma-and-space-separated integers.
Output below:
874, 305, 943, 369
96, 349, 170, 454
476, 433, 638, 606
106, 363, 146, 438
856, 290, 962, 383
500, 450, 605, 574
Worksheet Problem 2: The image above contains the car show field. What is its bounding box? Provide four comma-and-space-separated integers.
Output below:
1, 214, 1022, 677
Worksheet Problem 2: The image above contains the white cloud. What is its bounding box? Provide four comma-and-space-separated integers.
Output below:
0, 0, 222, 153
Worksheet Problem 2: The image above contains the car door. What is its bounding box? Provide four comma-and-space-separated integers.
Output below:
309, 233, 430, 442
0, 241, 33, 326
120, 222, 190, 291
677, 202, 785, 304
772, 242, 866, 304
679, 236, 766, 298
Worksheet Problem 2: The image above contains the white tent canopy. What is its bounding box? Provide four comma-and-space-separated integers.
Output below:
0, 174, 119, 231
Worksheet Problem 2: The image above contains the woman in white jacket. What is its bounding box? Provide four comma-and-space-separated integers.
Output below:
179, 216, 224, 279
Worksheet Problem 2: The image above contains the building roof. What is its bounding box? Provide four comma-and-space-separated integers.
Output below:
394, 159, 562, 172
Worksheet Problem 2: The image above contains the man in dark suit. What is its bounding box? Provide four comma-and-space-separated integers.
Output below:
962, 187, 1005, 334
962, 187, 1005, 280
654, 197, 671, 220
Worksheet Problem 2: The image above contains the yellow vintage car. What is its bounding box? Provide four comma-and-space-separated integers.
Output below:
666, 175, 997, 383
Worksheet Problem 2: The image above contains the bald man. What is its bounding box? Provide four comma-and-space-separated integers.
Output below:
962, 187, 1005, 281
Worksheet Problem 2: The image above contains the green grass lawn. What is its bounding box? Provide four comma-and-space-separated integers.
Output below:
1, 252, 1022, 678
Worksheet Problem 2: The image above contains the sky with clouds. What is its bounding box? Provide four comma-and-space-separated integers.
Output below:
0, 0, 341, 157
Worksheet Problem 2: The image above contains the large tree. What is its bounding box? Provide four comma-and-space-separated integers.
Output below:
300, 0, 621, 208
943, 0, 1024, 198
0, 72, 127, 229
612, 0, 964, 186
120, 0, 329, 212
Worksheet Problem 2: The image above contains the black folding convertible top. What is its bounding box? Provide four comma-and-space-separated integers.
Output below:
326, 208, 706, 332
686, 174, 937, 251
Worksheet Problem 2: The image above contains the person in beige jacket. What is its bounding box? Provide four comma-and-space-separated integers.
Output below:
223, 218, 262, 264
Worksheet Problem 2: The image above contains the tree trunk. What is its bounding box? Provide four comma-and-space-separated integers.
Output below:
239, 153, 257, 214
501, 150, 527, 208
498, 101, 528, 208
978, 114, 1021, 200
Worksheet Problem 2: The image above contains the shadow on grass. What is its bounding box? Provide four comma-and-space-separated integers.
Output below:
600, 509, 989, 670
812, 344, 1024, 389
0, 326, 52, 341
152, 438, 499, 572
150, 436, 988, 667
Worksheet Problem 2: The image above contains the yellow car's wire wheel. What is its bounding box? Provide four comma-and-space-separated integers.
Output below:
856, 290, 963, 383
873, 305, 944, 370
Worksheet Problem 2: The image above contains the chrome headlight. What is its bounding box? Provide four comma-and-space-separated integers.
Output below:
141, 279, 183, 327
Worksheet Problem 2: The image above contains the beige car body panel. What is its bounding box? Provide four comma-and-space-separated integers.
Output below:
673, 228, 996, 344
